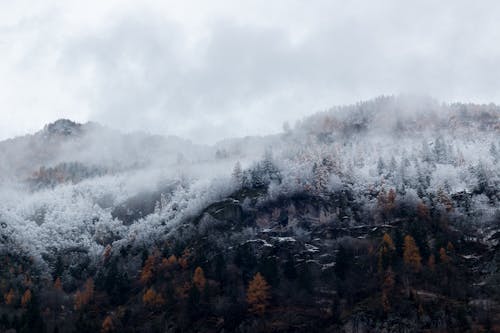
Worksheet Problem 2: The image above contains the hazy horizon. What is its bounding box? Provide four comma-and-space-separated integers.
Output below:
3, 0, 500, 143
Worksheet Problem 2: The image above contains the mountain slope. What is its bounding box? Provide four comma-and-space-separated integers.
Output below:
0, 96, 498, 332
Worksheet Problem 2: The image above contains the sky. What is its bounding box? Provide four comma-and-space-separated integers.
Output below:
1, 0, 500, 143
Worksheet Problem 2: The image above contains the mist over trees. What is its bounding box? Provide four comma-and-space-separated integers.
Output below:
0, 96, 498, 331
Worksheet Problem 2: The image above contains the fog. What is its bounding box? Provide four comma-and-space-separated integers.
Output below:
2, 1, 500, 143
0, 96, 498, 272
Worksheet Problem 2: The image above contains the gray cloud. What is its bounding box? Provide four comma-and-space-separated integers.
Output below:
2, 1, 500, 142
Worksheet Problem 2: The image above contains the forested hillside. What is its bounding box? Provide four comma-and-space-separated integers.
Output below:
0, 96, 498, 332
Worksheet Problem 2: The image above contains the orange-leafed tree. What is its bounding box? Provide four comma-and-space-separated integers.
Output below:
143, 287, 165, 308
378, 233, 396, 273
74, 277, 94, 310
246, 272, 271, 316
403, 235, 422, 272
4, 288, 15, 305
21, 289, 32, 308
193, 267, 206, 291
101, 315, 114, 333
160, 254, 178, 273
140, 254, 157, 285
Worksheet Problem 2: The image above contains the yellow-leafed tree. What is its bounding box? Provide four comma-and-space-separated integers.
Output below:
403, 235, 422, 272
378, 233, 396, 273
246, 272, 271, 316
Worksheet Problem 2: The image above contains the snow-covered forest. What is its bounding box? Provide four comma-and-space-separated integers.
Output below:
0, 95, 499, 332
0, 96, 498, 270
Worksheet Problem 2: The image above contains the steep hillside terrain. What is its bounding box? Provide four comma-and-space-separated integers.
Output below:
0, 96, 498, 332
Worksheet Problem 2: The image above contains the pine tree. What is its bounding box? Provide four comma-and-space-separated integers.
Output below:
403, 235, 422, 272
246, 272, 271, 316
232, 161, 243, 186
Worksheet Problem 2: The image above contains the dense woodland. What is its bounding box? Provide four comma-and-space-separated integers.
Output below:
0, 96, 499, 332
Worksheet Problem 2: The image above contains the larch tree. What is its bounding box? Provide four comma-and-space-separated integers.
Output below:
4, 288, 15, 305
246, 272, 271, 316
74, 277, 94, 310
403, 235, 422, 272
378, 233, 396, 273
101, 315, 114, 333
193, 267, 206, 291
143, 287, 165, 308
140, 253, 157, 285
21, 289, 32, 308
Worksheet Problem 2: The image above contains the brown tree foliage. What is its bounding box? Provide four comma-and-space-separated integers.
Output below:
140, 254, 157, 285
4, 288, 15, 305
21, 289, 32, 308
378, 233, 396, 273
101, 315, 114, 333
403, 235, 422, 272
246, 272, 271, 316
193, 266, 206, 291
74, 277, 94, 310
143, 287, 165, 308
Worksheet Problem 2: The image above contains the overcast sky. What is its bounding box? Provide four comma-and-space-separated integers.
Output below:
1, 0, 500, 143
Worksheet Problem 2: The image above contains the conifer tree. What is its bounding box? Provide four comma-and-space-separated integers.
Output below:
21, 289, 32, 308
193, 267, 206, 291
403, 235, 422, 272
378, 233, 396, 273
101, 315, 114, 333
246, 272, 271, 315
